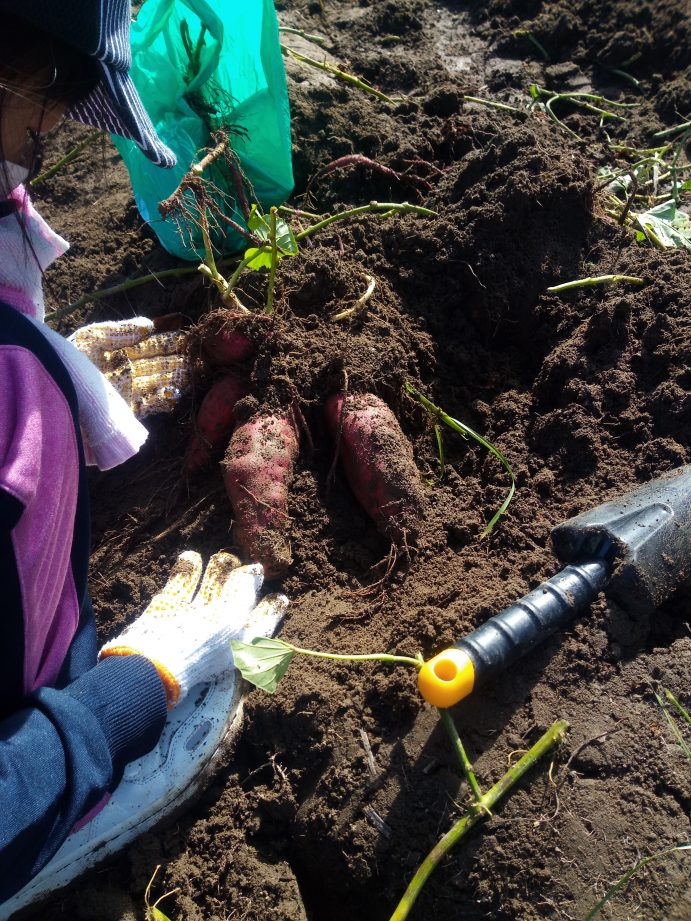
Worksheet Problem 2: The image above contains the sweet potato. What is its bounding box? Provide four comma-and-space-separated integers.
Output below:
191, 309, 273, 368
203, 322, 255, 365
325, 392, 423, 545
223, 411, 299, 578
184, 372, 248, 475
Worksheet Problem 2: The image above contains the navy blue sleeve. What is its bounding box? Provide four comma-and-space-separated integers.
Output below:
0, 654, 167, 903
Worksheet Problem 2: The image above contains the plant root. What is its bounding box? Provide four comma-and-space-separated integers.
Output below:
305, 155, 403, 200
326, 369, 349, 491
332, 273, 376, 322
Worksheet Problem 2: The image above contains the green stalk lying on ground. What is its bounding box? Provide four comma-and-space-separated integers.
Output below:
232, 638, 568, 921
528, 85, 638, 140
45, 264, 206, 322
49, 201, 435, 321
226, 201, 435, 291
546, 274, 645, 293
30, 129, 102, 187
652, 686, 691, 759
281, 44, 396, 103
405, 384, 515, 537
389, 720, 570, 921
583, 844, 690, 921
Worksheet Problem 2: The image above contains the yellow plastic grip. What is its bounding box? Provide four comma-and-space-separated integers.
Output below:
417, 648, 475, 708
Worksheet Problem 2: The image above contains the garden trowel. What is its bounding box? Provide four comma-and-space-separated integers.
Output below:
417, 465, 691, 707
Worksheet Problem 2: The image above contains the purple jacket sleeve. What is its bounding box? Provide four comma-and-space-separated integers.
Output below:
0, 314, 166, 904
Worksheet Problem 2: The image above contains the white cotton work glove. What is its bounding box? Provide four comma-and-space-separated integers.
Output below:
100, 551, 287, 707
69, 317, 191, 418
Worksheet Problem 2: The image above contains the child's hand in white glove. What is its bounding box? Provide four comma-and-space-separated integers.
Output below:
69, 317, 190, 417
100, 551, 287, 707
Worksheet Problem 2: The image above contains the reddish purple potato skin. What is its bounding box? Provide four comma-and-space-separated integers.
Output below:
184, 372, 248, 475
325, 392, 423, 545
223, 412, 299, 578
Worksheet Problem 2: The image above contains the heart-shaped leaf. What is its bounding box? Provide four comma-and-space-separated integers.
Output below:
231, 637, 295, 693
244, 204, 298, 270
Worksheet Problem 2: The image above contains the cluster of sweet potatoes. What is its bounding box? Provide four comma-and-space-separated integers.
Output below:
185, 313, 424, 579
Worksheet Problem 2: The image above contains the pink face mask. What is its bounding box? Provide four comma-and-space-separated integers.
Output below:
0, 184, 69, 321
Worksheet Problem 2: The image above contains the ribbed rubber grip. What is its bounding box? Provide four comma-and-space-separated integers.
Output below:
454, 560, 610, 685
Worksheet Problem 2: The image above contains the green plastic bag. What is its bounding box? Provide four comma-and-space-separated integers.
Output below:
113, 0, 294, 260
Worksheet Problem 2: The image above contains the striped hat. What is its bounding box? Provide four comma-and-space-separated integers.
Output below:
1, 0, 176, 168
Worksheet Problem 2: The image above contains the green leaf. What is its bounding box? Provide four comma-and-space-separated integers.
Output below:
405, 383, 516, 538
633, 199, 691, 249
231, 637, 295, 693
246, 204, 299, 262
243, 247, 274, 270
150, 908, 173, 921
528, 83, 540, 99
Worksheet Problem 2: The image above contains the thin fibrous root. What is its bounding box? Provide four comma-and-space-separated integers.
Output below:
158, 129, 261, 248
332, 274, 377, 322
346, 543, 398, 599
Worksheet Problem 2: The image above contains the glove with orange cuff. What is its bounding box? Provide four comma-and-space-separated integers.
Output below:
99, 551, 287, 707
69, 317, 191, 418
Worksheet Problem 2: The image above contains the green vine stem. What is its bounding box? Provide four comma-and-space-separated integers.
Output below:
529, 85, 638, 140
45, 264, 205, 322
281, 44, 396, 104
583, 844, 690, 921
438, 708, 484, 804
198, 212, 233, 302
405, 383, 515, 537
285, 642, 421, 669
512, 29, 550, 61
278, 204, 321, 220
30, 129, 102, 187
226, 201, 435, 291
266, 207, 278, 315
296, 201, 436, 240
278, 26, 329, 48
462, 95, 525, 115
547, 274, 645, 293
51, 202, 436, 321
389, 719, 569, 921
653, 120, 691, 139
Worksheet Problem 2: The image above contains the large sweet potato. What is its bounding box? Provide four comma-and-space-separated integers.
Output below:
223, 411, 299, 578
183, 371, 248, 475
325, 392, 423, 545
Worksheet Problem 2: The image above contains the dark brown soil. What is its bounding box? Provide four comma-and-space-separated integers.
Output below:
29, 1, 690, 920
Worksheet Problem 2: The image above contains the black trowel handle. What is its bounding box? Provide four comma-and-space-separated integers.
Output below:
418, 559, 611, 707
455, 559, 610, 683
417, 466, 690, 709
